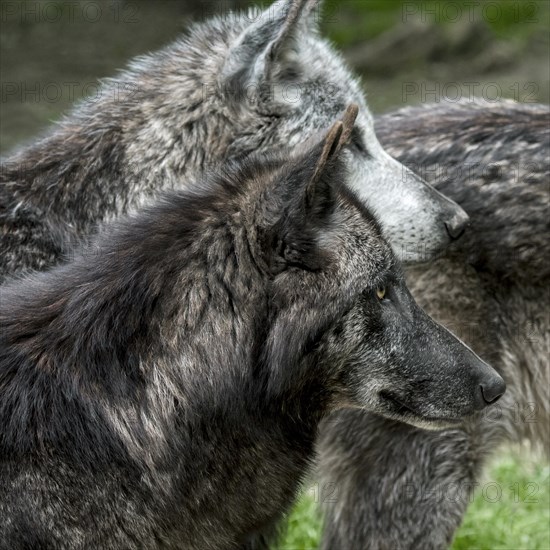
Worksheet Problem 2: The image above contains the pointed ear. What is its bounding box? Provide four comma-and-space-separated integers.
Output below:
221, 0, 314, 95
307, 103, 359, 203
266, 104, 359, 273
305, 0, 323, 28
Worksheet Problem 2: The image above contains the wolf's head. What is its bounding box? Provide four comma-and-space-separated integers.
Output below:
249, 105, 503, 429
214, 0, 468, 263
0, 0, 466, 276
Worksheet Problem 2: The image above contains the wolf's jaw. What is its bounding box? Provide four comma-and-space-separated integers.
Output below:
378, 391, 465, 431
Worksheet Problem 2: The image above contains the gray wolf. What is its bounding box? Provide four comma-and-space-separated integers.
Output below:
0, 108, 504, 549
319, 98, 549, 550
0, 0, 468, 283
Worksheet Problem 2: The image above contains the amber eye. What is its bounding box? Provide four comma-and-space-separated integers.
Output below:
376, 286, 386, 300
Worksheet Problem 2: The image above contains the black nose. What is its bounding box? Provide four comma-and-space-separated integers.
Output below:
475, 376, 506, 409
445, 210, 470, 240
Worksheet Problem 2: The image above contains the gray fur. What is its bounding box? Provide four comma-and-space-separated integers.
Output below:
319, 98, 549, 550
0, 0, 467, 280
0, 114, 503, 549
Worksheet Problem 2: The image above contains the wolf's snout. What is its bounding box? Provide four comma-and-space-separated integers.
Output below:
474, 375, 506, 409
481, 376, 506, 404
444, 210, 470, 240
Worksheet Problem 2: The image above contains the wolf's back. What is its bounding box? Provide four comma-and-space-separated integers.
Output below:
376, 99, 550, 284
376, 98, 549, 449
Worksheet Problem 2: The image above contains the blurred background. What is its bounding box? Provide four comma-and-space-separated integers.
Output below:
1, 2, 549, 548
1, 0, 549, 153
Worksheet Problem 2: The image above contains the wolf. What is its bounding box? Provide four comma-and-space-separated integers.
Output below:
0, 0, 468, 283
0, 108, 504, 549
319, 98, 550, 550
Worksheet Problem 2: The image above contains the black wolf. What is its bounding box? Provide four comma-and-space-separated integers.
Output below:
0, 0, 468, 283
0, 108, 503, 549
319, 98, 549, 550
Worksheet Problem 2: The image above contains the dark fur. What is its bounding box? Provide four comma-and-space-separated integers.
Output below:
0, 113, 503, 549
0, 0, 468, 281
319, 99, 550, 549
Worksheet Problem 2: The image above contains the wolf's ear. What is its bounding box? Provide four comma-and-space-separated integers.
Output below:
221, 0, 320, 98
307, 103, 358, 203
266, 104, 358, 272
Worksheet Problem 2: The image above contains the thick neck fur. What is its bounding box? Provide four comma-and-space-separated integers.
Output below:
0, 164, 336, 473
0, 157, 349, 545
0, 8, 367, 283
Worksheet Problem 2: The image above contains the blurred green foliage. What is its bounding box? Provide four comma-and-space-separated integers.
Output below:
322, 0, 549, 45
2, 0, 548, 151
277, 453, 550, 549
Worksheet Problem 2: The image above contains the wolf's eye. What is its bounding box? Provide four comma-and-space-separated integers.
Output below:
376, 286, 386, 300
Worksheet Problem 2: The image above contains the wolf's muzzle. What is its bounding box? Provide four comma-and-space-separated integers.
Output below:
474, 374, 506, 409
444, 210, 470, 240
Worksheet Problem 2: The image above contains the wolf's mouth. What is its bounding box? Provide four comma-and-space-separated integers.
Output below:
379, 391, 463, 426
379, 391, 417, 415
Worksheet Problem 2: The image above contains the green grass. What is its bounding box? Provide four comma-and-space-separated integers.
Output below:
453, 454, 550, 550
277, 452, 550, 549
278, 489, 323, 550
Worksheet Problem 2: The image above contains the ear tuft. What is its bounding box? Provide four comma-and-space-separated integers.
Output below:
304, 0, 323, 26
267, 0, 312, 66
339, 103, 360, 150
304, 103, 359, 210
262, 101, 358, 273
307, 103, 359, 197
222, 0, 314, 94
309, 121, 344, 190
306, 0, 321, 11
